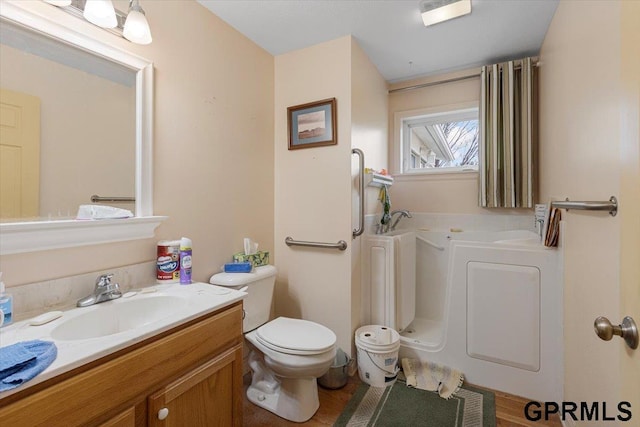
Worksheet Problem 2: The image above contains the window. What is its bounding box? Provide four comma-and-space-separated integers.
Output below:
397, 105, 479, 174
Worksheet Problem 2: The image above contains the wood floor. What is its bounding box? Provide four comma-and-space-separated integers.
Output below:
242, 374, 562, 426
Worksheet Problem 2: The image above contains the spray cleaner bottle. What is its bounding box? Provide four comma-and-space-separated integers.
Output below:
0, 273, 13, 327
179, 237, 192, 284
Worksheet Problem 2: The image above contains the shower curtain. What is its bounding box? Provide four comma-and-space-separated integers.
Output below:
479, 57, 537, 208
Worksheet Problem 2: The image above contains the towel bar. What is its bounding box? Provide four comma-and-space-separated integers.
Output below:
91, 195, 135, 203
285, 237, 347, 251
551, 196, 617, 216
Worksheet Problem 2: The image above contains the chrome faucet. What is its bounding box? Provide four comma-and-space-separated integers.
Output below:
77, 274, 122, 307
389, 209, 412, 231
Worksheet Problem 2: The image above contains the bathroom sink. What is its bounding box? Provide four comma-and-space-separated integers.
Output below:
51, 295, 189, 341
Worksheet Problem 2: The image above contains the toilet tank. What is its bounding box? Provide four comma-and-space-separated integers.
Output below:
209, 265, 277, 332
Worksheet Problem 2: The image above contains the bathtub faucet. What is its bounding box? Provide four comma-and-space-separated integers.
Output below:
389, 209, 412, 232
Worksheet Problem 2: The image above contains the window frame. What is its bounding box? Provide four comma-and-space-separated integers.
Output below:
393, 102, 480, 177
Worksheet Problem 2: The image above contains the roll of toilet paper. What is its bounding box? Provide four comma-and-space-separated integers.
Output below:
377, 327, 392, 345
359, 331, 376, 344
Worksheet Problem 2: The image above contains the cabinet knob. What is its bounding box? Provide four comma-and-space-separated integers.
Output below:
157, 407, 169, 420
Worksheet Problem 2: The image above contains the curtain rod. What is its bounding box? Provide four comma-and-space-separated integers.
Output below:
389, 61, 540, 94
388, 73, 479, 94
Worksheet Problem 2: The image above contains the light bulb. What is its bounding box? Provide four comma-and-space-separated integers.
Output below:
123, 8, 152, 45
83, 0, 117, 29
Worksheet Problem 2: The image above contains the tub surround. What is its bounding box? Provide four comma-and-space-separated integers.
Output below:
361, 215, 563, 402
364, 212, 536, 236
402, 230, 562, 401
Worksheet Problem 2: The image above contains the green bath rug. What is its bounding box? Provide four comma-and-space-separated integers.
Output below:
334, 380, 496, 427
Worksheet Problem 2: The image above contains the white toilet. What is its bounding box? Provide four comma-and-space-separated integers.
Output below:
210, 265, 337, 422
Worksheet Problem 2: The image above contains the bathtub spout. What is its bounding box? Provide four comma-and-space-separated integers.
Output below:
389, 210, 412, 231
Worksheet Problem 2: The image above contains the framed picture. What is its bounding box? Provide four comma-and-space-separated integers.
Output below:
288, 98, 337, 150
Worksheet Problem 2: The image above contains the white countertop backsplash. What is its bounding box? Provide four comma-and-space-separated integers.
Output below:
7, 261, 157, 322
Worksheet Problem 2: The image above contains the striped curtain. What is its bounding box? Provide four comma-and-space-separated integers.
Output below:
479, 57, 536, 208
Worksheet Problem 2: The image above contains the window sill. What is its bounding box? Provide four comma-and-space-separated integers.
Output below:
0, 216, 167, 255
393, 169, 479, 182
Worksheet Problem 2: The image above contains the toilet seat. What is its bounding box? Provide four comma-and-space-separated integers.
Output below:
256, 317, 336, 356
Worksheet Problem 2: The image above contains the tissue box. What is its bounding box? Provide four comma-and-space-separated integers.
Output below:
232, 251, 269, 267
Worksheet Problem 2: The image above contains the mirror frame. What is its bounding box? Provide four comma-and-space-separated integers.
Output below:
0, 1, 165, 255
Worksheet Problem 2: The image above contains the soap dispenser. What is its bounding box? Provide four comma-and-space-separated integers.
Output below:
0, 273, 13, 327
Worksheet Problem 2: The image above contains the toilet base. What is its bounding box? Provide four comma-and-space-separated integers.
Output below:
247, 351, 320, 422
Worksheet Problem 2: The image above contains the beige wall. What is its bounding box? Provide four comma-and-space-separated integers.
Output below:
0, 44, 135, 218
539, 0, 639, 418
274, 36, 354, 355
387, 71, 489, 214
0, 0, 274, 287
273, 36, 388, 356
350, 39, 388, 334
351, 39, 389, 216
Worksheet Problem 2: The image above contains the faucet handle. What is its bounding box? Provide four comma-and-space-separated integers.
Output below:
95, 273, 114, 288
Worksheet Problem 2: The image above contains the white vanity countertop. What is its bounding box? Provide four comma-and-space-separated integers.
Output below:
0, 282, 246, 399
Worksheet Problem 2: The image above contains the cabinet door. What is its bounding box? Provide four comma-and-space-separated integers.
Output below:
148, 344, 242, 427
98, 407, 136, 427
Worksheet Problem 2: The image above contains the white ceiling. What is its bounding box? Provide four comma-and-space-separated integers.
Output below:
197, 0, 558, 83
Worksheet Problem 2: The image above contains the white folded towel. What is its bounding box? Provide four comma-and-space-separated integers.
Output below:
401, 358, 463, 399
76, 204, 133, 220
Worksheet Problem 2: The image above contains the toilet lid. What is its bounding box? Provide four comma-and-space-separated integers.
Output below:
256, 317, 336, 355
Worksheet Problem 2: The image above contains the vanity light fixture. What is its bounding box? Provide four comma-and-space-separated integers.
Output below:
42, 0, 152, 45
419, 0, 471, 27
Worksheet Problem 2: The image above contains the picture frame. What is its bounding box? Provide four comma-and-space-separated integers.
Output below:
288, 98, 337, 150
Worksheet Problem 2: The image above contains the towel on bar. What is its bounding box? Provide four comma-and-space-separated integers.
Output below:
0, 340, 58, 392
544, 206, 561, 247
401, 358, 463, 399
378, 185, 391, 225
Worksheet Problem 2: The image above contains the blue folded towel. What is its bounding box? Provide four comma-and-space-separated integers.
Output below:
0, 340, 57, 392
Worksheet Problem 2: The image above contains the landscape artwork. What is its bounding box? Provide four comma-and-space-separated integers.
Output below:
298, 110, 325, 139
288, 98, 337, 150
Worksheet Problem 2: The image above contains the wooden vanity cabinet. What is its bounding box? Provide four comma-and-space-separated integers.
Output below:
147, 345, 242, 427
98, 407, 137, 427
0, 302, 244, 427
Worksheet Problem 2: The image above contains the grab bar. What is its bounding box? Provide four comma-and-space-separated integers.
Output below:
551, 196, 617, 217
416, 235, 445, 251
285, 237, 347, 251
91, 195, 135, 203
352, 148, 364, 238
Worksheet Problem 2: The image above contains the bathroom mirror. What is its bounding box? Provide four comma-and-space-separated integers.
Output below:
0, 2, 163, 255
1, 19, 136, 221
